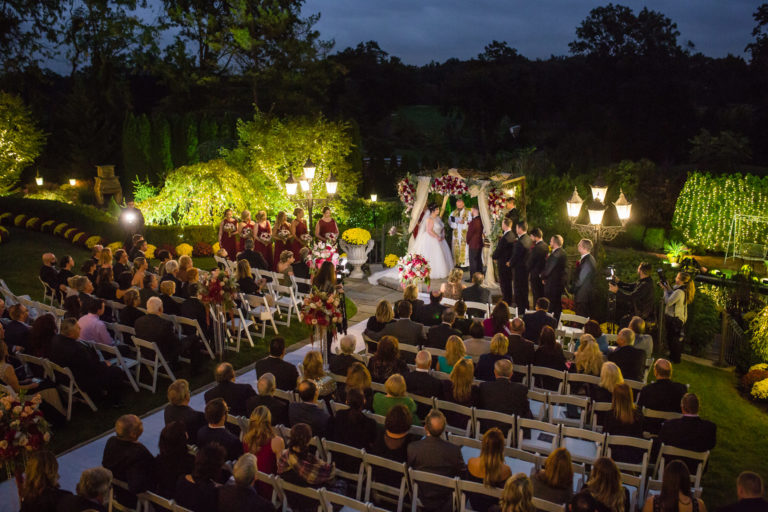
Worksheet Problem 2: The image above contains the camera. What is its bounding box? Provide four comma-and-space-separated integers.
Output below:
657, 268, 668, 286
605, 265, 617, 282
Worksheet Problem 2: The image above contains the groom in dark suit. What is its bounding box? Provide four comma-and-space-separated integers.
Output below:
541, 235, 567, 319
492, 218, 516, 305
574, 238, 597, 317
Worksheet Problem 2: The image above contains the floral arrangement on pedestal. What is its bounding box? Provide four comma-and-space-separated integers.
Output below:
308, 241, 339, 272
487, 186, 506, 219
0, 392, 51, 481
342, 228, 371, 246
397, 253, 431, 288
201, 270, 239, 311
397, 176, 416, 213
301, 290, 344, 332
431, 175, 468, 196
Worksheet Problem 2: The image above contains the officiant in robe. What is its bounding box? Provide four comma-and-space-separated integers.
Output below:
448, 198, 474, 269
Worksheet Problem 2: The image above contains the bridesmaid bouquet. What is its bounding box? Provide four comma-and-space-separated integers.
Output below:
258, 232, 272, 244
300, 233, 313, 245
431, 175, 468, 196
241, 226, 254, 239
308, 241, 339, 272
397, 253, 431, 288
275, 228, 291, 242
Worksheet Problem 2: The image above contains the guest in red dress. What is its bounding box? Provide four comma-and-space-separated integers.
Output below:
290, 207, 309, 259
254, 210, 273, 269
218, 209, 239, 261
238, 210, 257, 253
315, 206, 339, 243
272, 211, 293, 271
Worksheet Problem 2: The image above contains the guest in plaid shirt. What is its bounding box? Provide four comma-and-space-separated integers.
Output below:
277, 423, 334, 486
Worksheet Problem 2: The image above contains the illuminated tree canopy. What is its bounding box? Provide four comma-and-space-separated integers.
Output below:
0, 92, 46, 194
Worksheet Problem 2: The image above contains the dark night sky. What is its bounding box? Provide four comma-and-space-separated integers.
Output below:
301, 0, 759, 63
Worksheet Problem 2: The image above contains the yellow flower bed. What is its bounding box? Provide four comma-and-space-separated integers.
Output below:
342, 228, 371, 245
176, 243, 194, 257
384, 254, 399, 268
41, 220, 55, 232
63, 228, 77, 240
72, 232, 86, 244
86, 236, 102, 249
0, 226, 8, 243
14, 214, 27, 226
145, 244, 156, 259
212, 242, 221, 254
53, 223, 68, 235
749, 363, 768, 372
107, 241, 123, 252
751, 378, 768, 400
25, 217, 40, 229
0, 212, 10, 225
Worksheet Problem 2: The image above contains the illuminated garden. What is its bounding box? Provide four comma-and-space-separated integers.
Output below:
1, 1, 768, 511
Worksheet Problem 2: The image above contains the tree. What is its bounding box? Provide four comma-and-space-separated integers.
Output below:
0, 0, 63, 72
569, 4, 688, 59
0, 92, 46, 193
746, 4, 768, 67
689, 129, 752, 171
478, 41, 519, 62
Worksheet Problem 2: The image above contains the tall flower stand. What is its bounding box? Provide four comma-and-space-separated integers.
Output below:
313, 326, 331, 371
211, 304, 226, 359
340, 239, 375, 279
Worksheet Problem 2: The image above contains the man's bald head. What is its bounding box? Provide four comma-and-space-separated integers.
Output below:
494, 358, 513, 378
257, 373, 276, 396
617, 328, 635, 347
654, 359, 672, 379
424, 409, 447, 437
115, 414, 143, 441
510, 317, 525, 334
415, 350, 431, 369
42, 253, 56, 266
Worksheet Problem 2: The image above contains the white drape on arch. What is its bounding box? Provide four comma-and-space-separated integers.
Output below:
407, 176, 433, 252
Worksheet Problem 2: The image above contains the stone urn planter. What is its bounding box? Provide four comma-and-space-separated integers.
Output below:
340, 239, 375, 279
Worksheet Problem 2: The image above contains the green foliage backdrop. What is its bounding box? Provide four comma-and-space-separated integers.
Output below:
0, 92, 46, 194
672, 172, 768, 252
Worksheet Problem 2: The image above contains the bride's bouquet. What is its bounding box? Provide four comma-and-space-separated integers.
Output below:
397, 253, 431, 288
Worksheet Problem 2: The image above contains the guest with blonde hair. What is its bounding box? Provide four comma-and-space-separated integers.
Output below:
373, 373, 419, 423
476, 332, 511, 381
300, 350, 336, 398
438, 335, 471, 373
243, 405, 284, 499
571, 457, 627, 512
596, 361, 624, 402
440, 267, 466, 300
497, 473, 535, 512
20, 450, 71, 512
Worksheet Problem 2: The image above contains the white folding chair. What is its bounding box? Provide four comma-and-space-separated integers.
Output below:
644, 478, 703, 502
274, 388, 296, 403
655, 444, 710, 489
473, 409, 516, 445
606, 434, 653, 501
109, 478, 139, 512
408, 468, 458, 512
319, 488, 368, 512
90, 342, 140, 392
272, 282, 303, 326
290, 275, 313, 300
517, 417, 560, 455
321, 439, 366, 500
434, 399, 474, 437
464, 301, 490, 318
242, 293, 279, 337
504, 446, 541, 476
530, 366, 566, 393
625, 379, 645, 403
641, 407, 683, 437
38, 277, 58, 306
441, 297, 457, 307
16, 353, 52, 380
131, 337, 177, 393
560, 427, 606, 465
527, 389, 548, 421
590, 401, 613, 431
548, 394, 590, 428
565, 372, 601, 395
136, 491, 195, 512
47, 360, 98, 420
557, 313, 588, 344
173, 316, 216, 359
457, 477, 502, 512
533, 497, 566, 512
226, 307, 255, 352
274, 475, 326, 512
363, 453, 409, 512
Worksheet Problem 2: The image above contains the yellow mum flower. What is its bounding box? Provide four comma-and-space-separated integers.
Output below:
342, 228, 372, 245
107, 241, 123, 252
384, 254, 399, 268
54, 223, 68, 235
751, 378, 768, 400
176, 243, 194, 257
145, 244, 156, 259
86, 236, 102, 249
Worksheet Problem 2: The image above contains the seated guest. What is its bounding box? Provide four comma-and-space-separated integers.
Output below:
532, 448, 574, 504
19, 450, 72, 512
475, 333, 511, 382
178, 282, 211, 338
101, 415, 155, 507
329, 334, 360, 377
56, 255, 76, 299
246, 373, 289, 425
416, 291, 446, 326
462, 272, 491, 311
77, 299, 115, 346
115, 271, 134, 301
49, 318, 124, 406
289, 380, 331, 438
175, 443, 226, 512
442, 358, 478, 429
117, 289, 144, 327
465, 320, 490, 360
715, 471, 768, 512
370, 301, 426, 347
394, 283, 424, 319
58, 466, 113, 512
5, 303, 30, 352
159, 280, 180, 316
300, 350, 336, 399
405, 350, 443, 415
176, 255, 193, 282
255, 337, 299, 391
291, 247, 312, 293
659, 393, 716, 471
27, 313, 57, 358
483, 301, 512, 337
466, 428, 513, 511
522, 297, 557, 342
62, 295, 81, 320
364, 299, 395, 342
236, 238, 270, 273
277, 423, 335, 504
72, 275, 96, 314
276, 250, 295, 275
160, 260, 183, 296
131, 257, 148, 288
507, 317, 535, 370
154, 421, 195, 499
426, 308, 462, 350
243, 406, 285, 499
164, 379, 206, 444
39, 252, 59, 297
236, 258, 265, 296
607, 328, 646, 382
330, 388, 378, 470
113, 249, 130, 279
437, 335, 471, 373
367, 335, 408, 383
1, 339, 66, 421
533, 326, 567, 390
602, 383, 645, 462
407, 410, 466, 510
179, 267, 200, 298
583, 319, 610, 353
204, 362, 256, 417
337, 362, 374, 411
638, 359, 687, 433
218, 453, 275, 512
373, 373, 419, 424
156, 250, 171, 276
370, 405, 419, 486
139, 273, 159, 307
129, 239, 147, 262
570, 457, 628, 512
197, 398, 243, 461
629, 316, 653, 360
80, 260, 97, 289
98, 247, 113, 269
135, 297, 184, 367
568, 334, 604, 397
641, 460, 705, 512
594, 361, 624, 403
440, 268, 466, 300
496, 473, 535, 512
94, 267, 117, 301
478, 359, 532, 434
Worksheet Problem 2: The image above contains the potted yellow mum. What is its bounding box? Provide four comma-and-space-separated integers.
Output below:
340, 228, 375, 279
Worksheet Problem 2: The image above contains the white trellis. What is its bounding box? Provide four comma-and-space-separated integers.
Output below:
724, 213, 768, 263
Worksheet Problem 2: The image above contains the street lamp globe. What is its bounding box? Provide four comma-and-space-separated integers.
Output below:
285, 172, 298, 196
566, 187, 583, 219
325, 171, 338, 195
614, 189, 632, 222
370, 194, 377, 202
300, 179, 310, 192
303, 158, 316, 180
590, 176, 608, 202
587, 199, 605, 226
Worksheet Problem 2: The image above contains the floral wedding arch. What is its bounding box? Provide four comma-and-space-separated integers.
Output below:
396, 168, 524, 288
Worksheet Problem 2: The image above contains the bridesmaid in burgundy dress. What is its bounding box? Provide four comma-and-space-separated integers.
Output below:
238, 210, 257, 253
218, 209, 238, 260
290, 207, 309, 260
254, 210, 273, 269
272, 211, 293, 271
314, 206, 339, 244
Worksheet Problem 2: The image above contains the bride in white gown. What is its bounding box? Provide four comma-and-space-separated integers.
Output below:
410, 203, 454, 279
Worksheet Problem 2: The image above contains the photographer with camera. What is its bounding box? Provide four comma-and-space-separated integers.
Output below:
660, 271, 695, 364
608, 262, 655, 325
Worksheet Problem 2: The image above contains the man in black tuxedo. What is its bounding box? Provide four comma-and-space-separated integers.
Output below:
425, 308, 461, 350
245, 373, 289, 426
507, 318, 535, 369
129, 238, 147, 262
509, 221, 533, 316
574, 238, 597, 317
541, 235, 567, 319
407, 410, 466, 511
113, 249, 130, 278
218, 453, 275, 511
288, 380, 331, 438
164, 379, 206, 444
607, 328, 646, 381
101, 414, 155, 507
236, 238, 270, 272
461, 272, 491, 316
197, 398, 244, 461
416, 291, 446, 326
370, 301, 426, 346
492, 218, 516, 304
139, 273, 159, 308
204, 362, 256, 417
134, 296, 183, 366
49, 318, 124, 406
522, 297, 557, 342
405, 350, 443, 417
328, 335, 361, 376
57, 255, 75, 301
39, 252, 60, 297
658, 393, 716, 472
637, 359, 687, 434
452, 301, 473, 335
255, 337, 299, 391
527, 228, 548, 302
478, 359, 532, 434
178, 283, 212, 339
609, 262, 656, 324
716, 472, 768, 512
